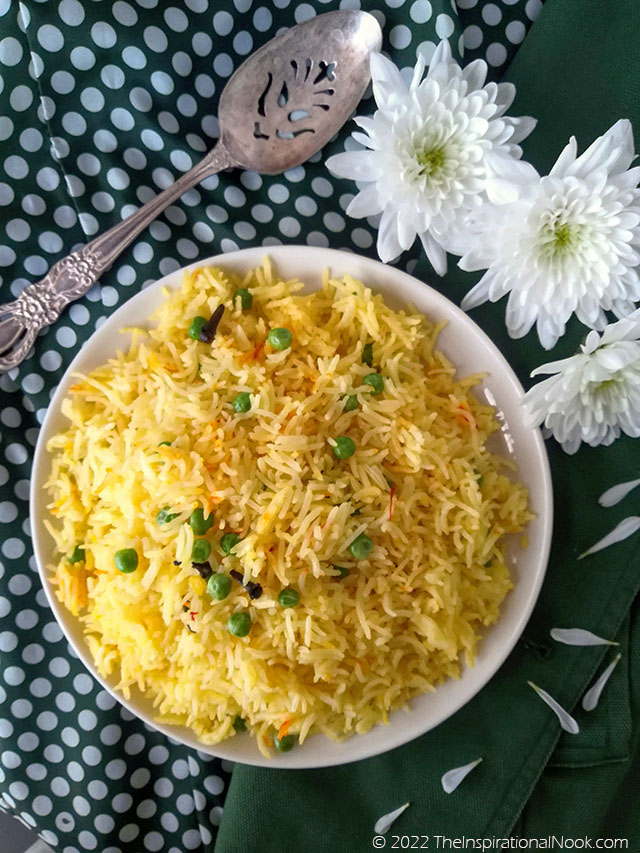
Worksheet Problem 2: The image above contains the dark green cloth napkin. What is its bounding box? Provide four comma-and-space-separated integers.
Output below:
214, 1, 640, 850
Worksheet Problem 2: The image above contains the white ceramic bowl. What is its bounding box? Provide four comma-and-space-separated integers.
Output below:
31, 246, 553, 769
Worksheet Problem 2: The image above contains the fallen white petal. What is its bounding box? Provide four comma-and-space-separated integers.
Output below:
441, 758, 483, 794
598, 478, 640, 507
582, 654, 622, 711
528, 681, 580, 734
550, 628, 619, 647
374, 802, 410, 835
578, 516, 640, 559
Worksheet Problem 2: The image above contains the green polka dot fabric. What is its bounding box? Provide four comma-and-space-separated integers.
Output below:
0, 1, 543, 850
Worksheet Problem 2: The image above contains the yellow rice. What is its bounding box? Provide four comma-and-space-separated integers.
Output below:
44, 259, 533, 755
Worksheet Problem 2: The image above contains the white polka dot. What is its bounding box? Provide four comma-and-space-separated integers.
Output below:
144, 25, 168, 52
16, 610, 39, 630
253, 6, 272, 30
37, 24, 65, 52
106, 759, 127, 780
11, 698, 32, 718
112, 1, 138, 26
4, 665, 24, 685
464, 25, 483, 50
154, 777, 173, 798
19, 127, 43, 152
150, 221, 171, 241
70, 45, 95, 70
73, 672, 93, 694
78, 830, 98, 850
2, 536, 25, 557
61, 111, 87, 136
176, 793, 194, 815
486, 42, 508, 66
234, 221, 256, 241
55, 809, 74, 830
525, 0, 543, 20
78, 709, 97, 731
145, 830, 165, 850
158, 111, 179, 134
151, 71, 174, 95
22, 372, 44, 394
182, 829, 201, 850
73, 795, 91, 816
0, 184, 14, 207
91, 21, 116, 48
506, 20, 526, 44
148, 745, 169, 765
213, 10, 233, 34
136, 797, 156, 818
389, 24, 412, 49
204, 774, 225, 795
100, 64, 125, 89
59, 0, 85, 25
67, 760, 84, 782
172, 50, 192, 76
55, 692, 75, 712
26, 762, 47, 781
122, 45, 146, 69
5, 154, 28, 179
88, 778, 108, 799
94, 814, 115, 834
33, 795, 53, 816
409, 0, 432, 22
482, 2, 502, 24
141, 129, 164, 151
35, 711, 57, 731
112, 792, 132, 812
9, 781, 28, 800
456, 0, 477, 7
40, 349, 62, 371
10, 84, 33, 111
435, 12, 455, 38
213, 53, 233, 77
0, 36, 23, 66
119, 825, 139, 843
56, 326, 77, 348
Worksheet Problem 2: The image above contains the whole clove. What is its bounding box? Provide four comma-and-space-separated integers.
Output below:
230, 569, 263, 600
199, 304, 225, 343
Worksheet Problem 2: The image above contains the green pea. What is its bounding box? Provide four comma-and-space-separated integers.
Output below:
474, 468, 484, 486
333, 565, 349, 578
275, 733, 296, 752
68, 545, 85, 565
189, 316, 207, 340
156, 508, 178, 525
234, 288, 252, 310
157, 440, 172, 447
343, 394, 358, 412
189, 508, 214, 535
227, 611, 252, 637
233, 716, 247, 732
362, 342, 373, 367
114, 548, 138, 574
348, 534, 373, 560
277, 588, 300, 608
192, 539, 211, 563
267, 327, 292, 351
333, 435, 356, 460
233, 392, 251, 414
207, 573, 231, 600
219, 532, 241, 555
363, 373, 384, 395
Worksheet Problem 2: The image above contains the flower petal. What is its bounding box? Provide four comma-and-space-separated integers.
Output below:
599, 478, 640, 507
374, 803, 410, 835
582, 654, 622, 711
346, 185, 385, 218
528, 682, 580, 734
550, 628, 619, 647
578, 516, 640, 559
325, 151, 382, 182
419, 230, 447, 276
441, 758, 483, 794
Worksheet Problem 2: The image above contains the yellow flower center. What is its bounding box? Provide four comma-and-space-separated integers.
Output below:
415, 145, 447, 178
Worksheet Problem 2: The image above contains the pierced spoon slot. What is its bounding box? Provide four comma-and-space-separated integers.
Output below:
314, 88, 335, 96
289, 109, 311, 122
304, 57, 313, 81
277, 81, 289, 107
290, 60, 298, 78
253, 122, 269, 139
314, 61, 336, 83
312, 103, 330, 111
257, 73, 273, 117
276, 128, 315, 139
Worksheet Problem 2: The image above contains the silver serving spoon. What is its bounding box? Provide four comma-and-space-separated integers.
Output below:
0, 10, 381, 373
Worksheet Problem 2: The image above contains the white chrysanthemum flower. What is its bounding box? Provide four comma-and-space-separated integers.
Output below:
460, 120, 640, 349
523, 311, 640, 453
326, 42, 536, 274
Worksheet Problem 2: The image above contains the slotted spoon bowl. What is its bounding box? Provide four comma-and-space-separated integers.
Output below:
0, 10, 382, 372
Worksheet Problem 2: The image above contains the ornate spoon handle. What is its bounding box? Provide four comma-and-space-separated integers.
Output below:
0, 145, 234, 374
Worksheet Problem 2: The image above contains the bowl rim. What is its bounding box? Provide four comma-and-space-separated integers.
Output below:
30, 244, 553, 769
